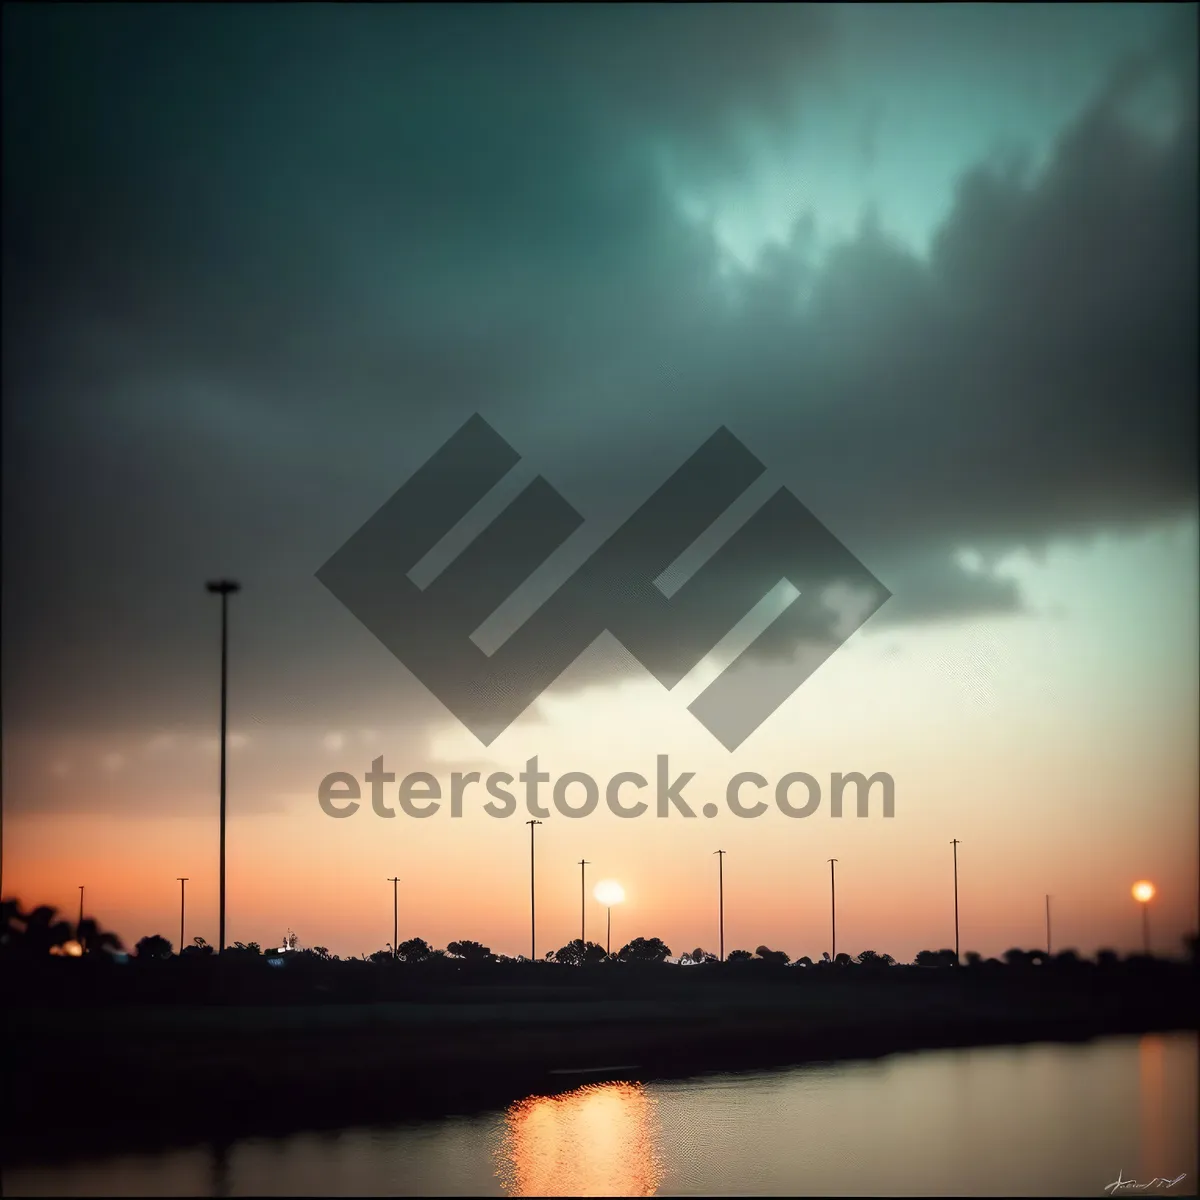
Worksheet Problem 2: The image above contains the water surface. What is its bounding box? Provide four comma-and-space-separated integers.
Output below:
8, 1033, 1197, 1197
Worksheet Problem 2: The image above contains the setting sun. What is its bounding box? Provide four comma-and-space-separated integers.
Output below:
594, 880, 625, 907
1131, 881, 1156, 903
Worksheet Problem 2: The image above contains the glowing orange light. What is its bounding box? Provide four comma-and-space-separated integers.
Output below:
594, 880, 625, 906
1131, 880, 1155, 904
496, 1081, 663, 1197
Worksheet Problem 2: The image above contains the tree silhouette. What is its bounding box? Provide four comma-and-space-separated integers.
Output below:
299, 945, 336, 961
1003, 948, 1031, 967
1184, 932, 1198, 965
181, 935, 214, 958
0, 899, 19, 950
726, 949, 753, 962
226, 941, 262, 957
446, 939, 494, 962
964, 951, 983, 967
135, 934, 174, 960
617, 937, 672, 963
553, 938, 608, 966
915, 948, 958, 967
76, 916, 123, 957
833, 952, 853, 967
1, 901, 74, 958
854, 949, 895, 968
1095, 948, 1120, 968
754, 945, 790, 966
396, 937, 432, 963
793, 955, 814, 968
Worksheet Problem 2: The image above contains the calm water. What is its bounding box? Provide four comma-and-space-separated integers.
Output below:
8, 1034, 1197, 1197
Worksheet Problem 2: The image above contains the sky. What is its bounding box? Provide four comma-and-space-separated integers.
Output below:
2, 3, 1196, 963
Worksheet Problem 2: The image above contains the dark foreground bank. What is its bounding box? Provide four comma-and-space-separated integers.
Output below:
4, 961, 1197, 1166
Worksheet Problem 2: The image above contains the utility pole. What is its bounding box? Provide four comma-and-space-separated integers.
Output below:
951, 839, 961, 963
178, 878, 189, 953
206, 579, 241, 954
78, 885, 85, 951
714, 850, 726, 962
527, 820, 542, 961
578, 859, 590, 946
388, 877, 400, 959
828, 859, 838, 961
1045, 893, 1052, 957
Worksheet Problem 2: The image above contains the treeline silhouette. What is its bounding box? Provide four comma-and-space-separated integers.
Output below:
6, 897, 1198, 1165
5, 897, 1197, 976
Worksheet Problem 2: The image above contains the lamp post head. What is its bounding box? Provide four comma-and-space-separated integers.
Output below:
206, 580, 242, 595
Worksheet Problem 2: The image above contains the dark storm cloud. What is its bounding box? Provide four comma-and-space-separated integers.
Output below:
2, 4, 1195, 781
717, 43, 1198, 562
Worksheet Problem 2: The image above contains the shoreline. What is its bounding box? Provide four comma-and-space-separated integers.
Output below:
5, 976, 1197, 1167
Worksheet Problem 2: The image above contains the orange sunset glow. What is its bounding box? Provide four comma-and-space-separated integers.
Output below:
496, 1083, 664, 1198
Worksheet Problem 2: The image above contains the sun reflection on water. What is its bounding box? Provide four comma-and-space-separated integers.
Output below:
495, 1081, 664, 1197
1138, 1033, 1168, 1183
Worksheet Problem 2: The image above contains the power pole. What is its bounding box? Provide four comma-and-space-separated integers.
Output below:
206, 579, 241, 954
178, 878, 189, 953
714, 850, 726, 962
527, 820, 542, 961
1045, 893, 1052, 957
828, 859, 838, 961
388, 877, 400, 958
951, 839, 961, 962
578, 859, 590, 946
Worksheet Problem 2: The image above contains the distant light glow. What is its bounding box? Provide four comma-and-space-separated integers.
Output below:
1131, 880, 1155, 903
594, 880, 625, 907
